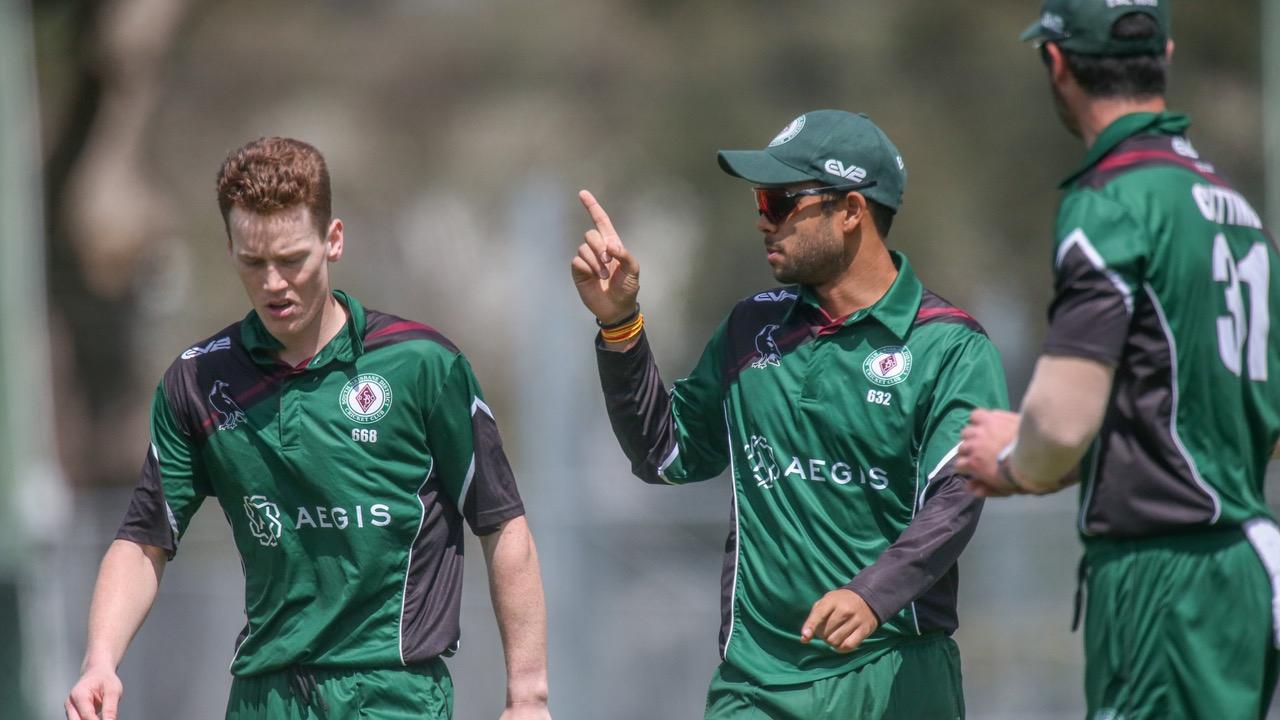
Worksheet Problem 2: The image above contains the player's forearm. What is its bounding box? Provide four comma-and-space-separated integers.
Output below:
1010, 355, 1114, 492
595, 331, 681, 484
845, 474, 981, 621
81, 539, 166, 670
481, 516, 550, 707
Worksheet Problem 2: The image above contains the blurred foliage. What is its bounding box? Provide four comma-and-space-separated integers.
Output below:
26, 2, 1269, 717
31, 0, 1262, 484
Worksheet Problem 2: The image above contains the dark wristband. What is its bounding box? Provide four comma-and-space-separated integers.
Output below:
597, 305, 640, 329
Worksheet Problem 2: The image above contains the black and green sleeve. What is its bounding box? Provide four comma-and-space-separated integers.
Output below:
595, 320, 730, 485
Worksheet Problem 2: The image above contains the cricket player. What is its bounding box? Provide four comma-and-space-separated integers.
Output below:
957, 2, 1280, 718
572, 110, 1008, 718
65, 137, 552, 720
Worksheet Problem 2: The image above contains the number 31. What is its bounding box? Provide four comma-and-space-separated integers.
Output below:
1213, 234, 1270, 381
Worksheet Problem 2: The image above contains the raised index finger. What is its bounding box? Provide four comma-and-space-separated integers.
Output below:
579, 189, 619, 241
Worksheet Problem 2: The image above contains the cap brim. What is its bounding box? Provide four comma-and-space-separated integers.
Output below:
717, 150, 814, 186
1019, 19, 1047, 43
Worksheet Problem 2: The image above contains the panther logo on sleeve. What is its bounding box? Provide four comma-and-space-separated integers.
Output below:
209, 380, 247, 431
751, 324, 783, 369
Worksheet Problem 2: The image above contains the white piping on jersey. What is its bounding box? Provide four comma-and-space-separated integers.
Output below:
1056, 228, 1134, 314
471, 396, 494, 420
229, 549, 250, 670
1077, 438, 1104, 536
459, 456, 476, 513
152, 443, 181, 540
457, 397, 491, 507
910, 439, 922, 631
164, 503, 179, 543
399, 457, 434, 666
917, 442, 961, 512
1143, 284, 1222, 523
906, 441, 963, 632
656, 443, 680, 484
721, 401, 742, 660
656, 387, 681, 485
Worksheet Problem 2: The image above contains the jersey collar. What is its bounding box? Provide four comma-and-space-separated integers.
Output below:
791, 251, 922, 340
1060, 111, 1192, 189
241, 289, 368, 369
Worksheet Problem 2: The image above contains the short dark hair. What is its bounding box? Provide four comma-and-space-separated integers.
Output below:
867, 200, 894, 238
821, 194, 895, 237
1058, 13, 1167, 98
216, 137, 332, 238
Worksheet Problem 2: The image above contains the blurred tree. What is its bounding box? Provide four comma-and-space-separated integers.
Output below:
41, 0, 192, 486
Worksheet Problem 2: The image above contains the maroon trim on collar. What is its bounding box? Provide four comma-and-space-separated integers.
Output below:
366, 320, 437, 341
809, 305, 853, 337
916, 307, 974, 324
1091, 149, 1229, 187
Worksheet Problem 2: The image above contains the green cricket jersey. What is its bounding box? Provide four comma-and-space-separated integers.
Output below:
596, 252, 1008, 686
116, 291, 525, 675
1044, 112, 1280, 537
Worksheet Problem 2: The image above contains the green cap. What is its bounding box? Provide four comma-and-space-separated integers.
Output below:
1020, 0, 1169, 56
717, 109, 907, 212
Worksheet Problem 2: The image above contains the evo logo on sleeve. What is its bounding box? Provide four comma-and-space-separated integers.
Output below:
182, 336, 231, 360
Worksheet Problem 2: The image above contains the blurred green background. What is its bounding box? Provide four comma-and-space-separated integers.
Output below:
5, 0, 1276, 717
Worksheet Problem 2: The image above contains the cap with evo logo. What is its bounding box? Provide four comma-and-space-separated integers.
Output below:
717, 109, 907, 212
1020, 0, 1169, 56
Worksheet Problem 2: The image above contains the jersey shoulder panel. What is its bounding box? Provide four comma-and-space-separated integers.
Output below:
1073, 133, 1234, 193
363, 308, 461, 356
723, 285, 804, 339
912, 289, 986, 336
728, 286, 802, 322
162, 320, 254, 441
721, 286, 804, 379
173, 321, 242, 365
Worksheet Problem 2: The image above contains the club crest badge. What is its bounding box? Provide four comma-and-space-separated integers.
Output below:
863, 346, 912, 387
768, 115, 806, 147
340, 373, 393, 423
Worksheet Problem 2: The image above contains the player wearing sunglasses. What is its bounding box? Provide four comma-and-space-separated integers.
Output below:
571, 109, 1007, 719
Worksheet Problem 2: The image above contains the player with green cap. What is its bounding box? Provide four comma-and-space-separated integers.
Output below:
958, 2, 1280, 718
571, 109, 1007, 718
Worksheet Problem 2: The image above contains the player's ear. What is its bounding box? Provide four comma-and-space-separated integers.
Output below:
1046, 42, 1070, 84
841, 191, 869, 235
325, 218, 344, 263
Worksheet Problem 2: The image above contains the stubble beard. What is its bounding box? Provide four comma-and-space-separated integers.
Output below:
771, 220, 849, 287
